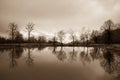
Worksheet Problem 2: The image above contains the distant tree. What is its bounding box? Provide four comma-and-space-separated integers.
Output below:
52, 33, 57, 46
8, 22, 18, 42
15, 31, 24, 43
85, 30, 91, 45
0, 36, 6, 44
101, 20, 114, 44
90, 30, 99, 43
80, 33, 85, 44
26, 22, 34, 41
57, 30, 65, 45
38, 36, 47, 43
29, 36, 37, 43
69, 30, 76, 46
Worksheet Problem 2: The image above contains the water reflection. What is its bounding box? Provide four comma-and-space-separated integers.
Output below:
79, 47, 92, 65
9, 47, 23, 68
90, 47, 101, 61
0, 46, 120, 80
69, 47, 78, 62
54, 47, 67, 62
26, 48, 34, 66
101, 48, 115, 74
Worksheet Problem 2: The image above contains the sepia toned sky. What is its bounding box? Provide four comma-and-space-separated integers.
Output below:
0, 0, 120, 38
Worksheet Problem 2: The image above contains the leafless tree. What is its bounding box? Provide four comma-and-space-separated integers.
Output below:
80, 33, 86, 44
15, 31, 24, 43
52, 33, 57, 46
26, 22, 34, 41
69, 30, 76, 46
38, 36, 47, 43
101, 20, 114, 44
80, 32, 90, 45
101, 20, 114, 31
57, 30, 65, 45
90, 30, 99, 43
8, 22, 18, 41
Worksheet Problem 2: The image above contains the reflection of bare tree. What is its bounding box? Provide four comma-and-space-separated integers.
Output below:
96, 48, 120, 80
69, 47, 77, 62
9, 47, 23, 68
90, 47, 101, 61
9, 48, 17, 68
55, 47, 66, 62
52, 47, 57, 54
79, 47, 92, 65
26, 22, 34, 41
26, 48, 34, 66
38, 46, 46, 51
8, 22, 18, 42
100, 48, 115, 74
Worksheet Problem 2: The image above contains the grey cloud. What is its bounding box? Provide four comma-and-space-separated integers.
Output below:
0, 0, 120, 37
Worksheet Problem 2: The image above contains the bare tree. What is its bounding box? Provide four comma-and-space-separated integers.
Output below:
15, 31, 24, 43
101, 20, 114, 44
80, 33, 85, 44
85, 29, 91, 45
38, 36, 47, 43
57, 30, 65, 45
52, 33, 57, 46
8, 22, 18, 41
90, 30, 99, 43
101, 20, 114, 31
26, 22, 34, 41
69, 30, 76, 46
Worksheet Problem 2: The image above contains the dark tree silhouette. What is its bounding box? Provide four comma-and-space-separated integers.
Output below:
52, 33, 57, 46
0, 36, 6, 44
14, 31, 24, 43
90, 30, 99, 43
29, 36, 37, 43
80, 33, 86, 44
38, 36, 47, 45
101, 20, 114, 44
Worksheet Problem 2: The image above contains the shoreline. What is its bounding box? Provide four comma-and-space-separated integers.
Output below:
0, 43, 120, 47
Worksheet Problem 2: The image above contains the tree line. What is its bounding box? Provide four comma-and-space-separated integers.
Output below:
0, 19, 120, 45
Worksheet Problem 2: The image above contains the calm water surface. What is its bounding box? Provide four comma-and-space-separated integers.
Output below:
0, 47, 120, 80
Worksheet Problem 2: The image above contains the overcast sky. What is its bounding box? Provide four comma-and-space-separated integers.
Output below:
0, 0, 120, 37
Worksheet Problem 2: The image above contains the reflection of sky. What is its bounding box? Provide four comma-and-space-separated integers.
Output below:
0, 47, 119, 80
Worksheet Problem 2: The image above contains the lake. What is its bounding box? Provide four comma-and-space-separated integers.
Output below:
0, 46, 120, 80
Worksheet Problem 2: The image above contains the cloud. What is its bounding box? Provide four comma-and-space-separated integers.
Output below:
0, 0, 120, 37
